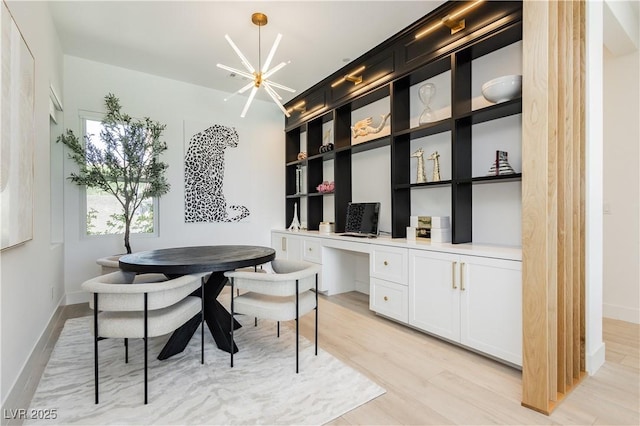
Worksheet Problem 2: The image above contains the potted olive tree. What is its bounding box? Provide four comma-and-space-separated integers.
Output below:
58, 93, 170, 269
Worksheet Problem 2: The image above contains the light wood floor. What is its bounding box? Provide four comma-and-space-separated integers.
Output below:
302, 292, 639, 425
17, 292, 640, 425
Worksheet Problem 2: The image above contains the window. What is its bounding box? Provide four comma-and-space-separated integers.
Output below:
81, 116, 158, 237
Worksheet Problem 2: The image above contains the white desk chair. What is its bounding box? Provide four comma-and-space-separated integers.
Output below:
82, 271, 206, 404
224, 259, 320, 373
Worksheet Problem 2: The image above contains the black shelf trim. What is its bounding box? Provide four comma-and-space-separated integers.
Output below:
307, 151, 336, 162
351, 136, 391, 154
286, 159, 307, 167
308, 192, 335, 197
472, 173, 522, 184
394, 118, 453, 140
395, 179, 453, 189
456, 98, 522, 124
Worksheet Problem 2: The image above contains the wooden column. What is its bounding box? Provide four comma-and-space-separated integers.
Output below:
521, 0, 586, 415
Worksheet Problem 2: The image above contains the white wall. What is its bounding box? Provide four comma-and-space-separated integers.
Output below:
0, 1, 65, 405
62, 56, 285, 303
585, 0, 606, 374
603, 4, 640, 324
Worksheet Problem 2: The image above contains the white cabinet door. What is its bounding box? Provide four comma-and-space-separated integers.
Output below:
459, 255, 522, 366
271, 232, 302, 261
408, 250, 461, 342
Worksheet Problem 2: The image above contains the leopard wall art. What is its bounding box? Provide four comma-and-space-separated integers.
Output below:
184, 124, 250, 222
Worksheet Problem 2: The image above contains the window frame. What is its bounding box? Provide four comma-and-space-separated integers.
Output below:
78, 112, 160, 240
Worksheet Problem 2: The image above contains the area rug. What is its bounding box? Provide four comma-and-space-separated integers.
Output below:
27, 313, 385, 425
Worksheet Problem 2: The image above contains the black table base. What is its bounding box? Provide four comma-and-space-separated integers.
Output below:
157, 272, 241, 360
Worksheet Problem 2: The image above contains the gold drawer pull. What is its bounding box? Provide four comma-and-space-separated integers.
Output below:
308, 247, 312, 251
452, 261, 457, 289
460, 262, 466, 291
383, 296, 389, 301
383, 261, 389, 266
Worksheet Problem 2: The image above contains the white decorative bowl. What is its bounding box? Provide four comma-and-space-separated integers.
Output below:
481, 75, 522, 103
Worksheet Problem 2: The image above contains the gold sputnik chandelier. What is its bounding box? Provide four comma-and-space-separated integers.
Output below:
217, 12, 295, 118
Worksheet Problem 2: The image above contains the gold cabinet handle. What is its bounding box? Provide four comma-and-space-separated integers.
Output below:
383, 296, 389, 301
452, 261, 457, 289
460, 262, 466, 291
308, 247, 312, 251
383, 260, 389, 266
282, 237, 286, 252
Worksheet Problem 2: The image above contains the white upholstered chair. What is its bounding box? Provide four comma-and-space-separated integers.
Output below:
82, 271, 205, 404
224, 259, 321, 373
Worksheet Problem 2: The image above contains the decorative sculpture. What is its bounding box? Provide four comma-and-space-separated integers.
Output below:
418, 82, 436, 124
351, 113, 391, 138
323, 129, 332, 145
427, 151, 441, 182
319, 129, 334, 153
295, 165, 303, 194
288, 202, 301, 231
411, 148, 427, 184
487, 150, 515, 175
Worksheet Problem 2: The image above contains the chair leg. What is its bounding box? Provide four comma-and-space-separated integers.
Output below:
125, 338, 128, 363
296, 279, 299, 374
230, 278, 234, 368
94, 293, 99, 404
201, 276, 205, 365
144, 293, 148, 405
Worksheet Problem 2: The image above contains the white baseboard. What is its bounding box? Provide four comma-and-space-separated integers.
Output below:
586, 341, 606, 375
1, 299, 65, 417
603, 303, 640, 324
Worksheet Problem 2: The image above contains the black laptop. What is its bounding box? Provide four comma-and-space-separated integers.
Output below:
340, 202, 380, 238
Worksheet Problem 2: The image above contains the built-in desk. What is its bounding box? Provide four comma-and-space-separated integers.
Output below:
271, 230, 523, 367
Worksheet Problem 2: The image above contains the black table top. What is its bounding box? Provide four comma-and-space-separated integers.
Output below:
119, 245, 276, 275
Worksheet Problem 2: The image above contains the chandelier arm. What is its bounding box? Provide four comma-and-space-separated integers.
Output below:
263, 82, 283, 101
225, 80, 258, 102
216, 64, 255, 80
238, 81, 256, 94
262, 62, 287, 80
241, 86, 259, 118
224, 34, 256, 73
263, 85, 290, 117
264, 80, 296, 93
262, 33, 282, 73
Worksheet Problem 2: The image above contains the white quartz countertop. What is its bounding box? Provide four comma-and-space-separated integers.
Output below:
272, 230, 522, 261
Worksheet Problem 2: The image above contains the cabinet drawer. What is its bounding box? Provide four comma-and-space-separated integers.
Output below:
370, 246, 408, 284
303, 238, 322, 263
369, 278, 408, 323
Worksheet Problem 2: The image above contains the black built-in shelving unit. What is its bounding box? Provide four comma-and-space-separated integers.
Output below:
283, 0, 523, 243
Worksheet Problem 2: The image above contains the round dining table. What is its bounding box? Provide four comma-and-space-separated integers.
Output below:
119, 245, 276, 360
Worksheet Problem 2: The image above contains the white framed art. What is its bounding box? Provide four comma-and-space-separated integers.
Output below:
1, 1, 35, 250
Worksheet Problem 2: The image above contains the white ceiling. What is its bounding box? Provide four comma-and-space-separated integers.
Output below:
49, 1, 445, 106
